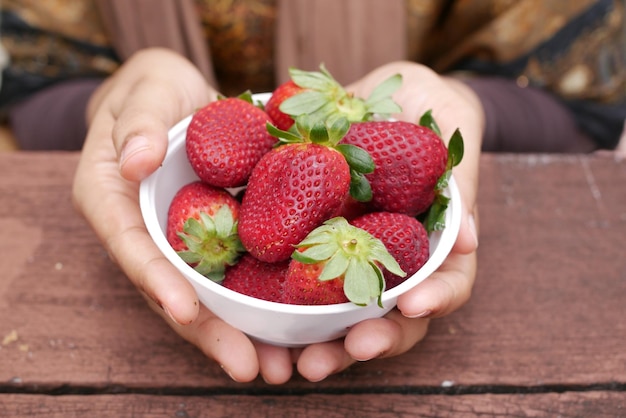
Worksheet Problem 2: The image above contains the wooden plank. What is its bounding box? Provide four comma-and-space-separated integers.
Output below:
1, 392, 625, 418
0, 152, 625, 391
396, 153, 626, 386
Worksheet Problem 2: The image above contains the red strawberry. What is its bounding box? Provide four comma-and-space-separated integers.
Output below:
284, 253, 349, 305
283, 217, 406, 306
341, 121, 448, 216
166, 181, 245, 282
186, 95, 276, 188
265, 80, 304, 131
238, 142, 351, 263
238, 115, 374, 263
351, 212, 429, 290
222, 254, 289, 303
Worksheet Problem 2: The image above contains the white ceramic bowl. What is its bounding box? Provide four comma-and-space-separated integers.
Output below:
139, 93, 462, 347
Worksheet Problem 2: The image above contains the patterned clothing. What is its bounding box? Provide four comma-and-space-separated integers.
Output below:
0, 0, 118, 105
1, 0, 624, 148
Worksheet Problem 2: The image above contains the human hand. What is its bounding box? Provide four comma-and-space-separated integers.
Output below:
72, 48, 298, 384
291, 62, 482, 381
351, 61, 482, 313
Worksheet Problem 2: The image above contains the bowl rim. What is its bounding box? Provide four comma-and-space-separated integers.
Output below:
139, 95, 462, 315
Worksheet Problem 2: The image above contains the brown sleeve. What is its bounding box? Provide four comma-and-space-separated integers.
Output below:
463, 77, 598, 153
8, 79, 102, 150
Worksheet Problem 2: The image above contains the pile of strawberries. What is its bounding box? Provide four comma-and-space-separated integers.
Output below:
166, 65, 463, 307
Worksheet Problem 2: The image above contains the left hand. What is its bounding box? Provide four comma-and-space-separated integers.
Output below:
289, 61, 482, 381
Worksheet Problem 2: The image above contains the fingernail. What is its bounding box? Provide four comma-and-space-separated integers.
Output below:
354, 351, 383, 362
468, 214, 478, 248
308, 374, 328, 383
119, 136, 151, 169
406, 309, 432, 319
220, 364, 241, 382
163, 305, 185, 326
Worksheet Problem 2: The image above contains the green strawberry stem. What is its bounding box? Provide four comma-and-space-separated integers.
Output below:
266, 115, 375, 202
177, 205, 245, 283
292, 217, 406, 307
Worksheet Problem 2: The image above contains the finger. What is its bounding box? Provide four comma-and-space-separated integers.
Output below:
396, 250, 477, 319
99, 50, 215, 182
345, 310, 430, 361
112, 78, 206, 182
193, 317, 259, 382
108, 222, 201, 325
453, 206, 479, 255
253, 341, 294, 384
440, 76, 483, 256
450, 151, 480, 256
74, 130, 200, 326
296, 340, 354, 382
74, 124, 200, 325
150, 297, 260, 383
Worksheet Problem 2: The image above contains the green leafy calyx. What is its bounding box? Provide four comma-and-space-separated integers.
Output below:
177, 205, 245, 283
418, 111, 465, 233
279, 64, 403, 124
292, 217, 406, 307
267, 115, 375, 202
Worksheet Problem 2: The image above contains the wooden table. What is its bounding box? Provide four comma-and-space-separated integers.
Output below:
1, 151, 625, 417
